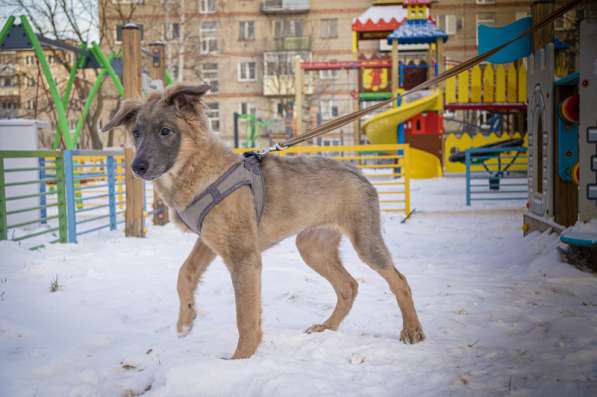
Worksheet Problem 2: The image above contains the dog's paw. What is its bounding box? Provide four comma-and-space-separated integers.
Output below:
305, 324, 330, 334
399, 326, 425, 344
177, 323, 192, 338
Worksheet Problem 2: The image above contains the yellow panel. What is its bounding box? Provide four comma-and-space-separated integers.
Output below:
445, 75, 457, 103
457, 70, 469, 103
517, 62, 527, 102
507, 63, 517, 102
495, 64, 506, 102
470, 65, 482, 103
483, 65, 494, 103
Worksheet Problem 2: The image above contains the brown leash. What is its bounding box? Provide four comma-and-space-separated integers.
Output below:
255, 0, 580, 156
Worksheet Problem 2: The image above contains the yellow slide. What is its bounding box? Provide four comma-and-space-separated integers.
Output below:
363, 90, 443, 178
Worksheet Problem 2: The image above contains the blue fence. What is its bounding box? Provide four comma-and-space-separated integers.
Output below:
465, 146, 528, 206
1, 149, 156, 248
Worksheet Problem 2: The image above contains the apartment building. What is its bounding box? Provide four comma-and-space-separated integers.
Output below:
432, 0, 533, 63
101, 0, 371, 146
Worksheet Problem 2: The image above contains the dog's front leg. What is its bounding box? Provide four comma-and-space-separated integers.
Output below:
177, 238, 216, 336
223, 251, 263, 359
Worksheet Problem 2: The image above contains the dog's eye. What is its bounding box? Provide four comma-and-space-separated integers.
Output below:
132, 129, 141, 140
160, 127, 173, 137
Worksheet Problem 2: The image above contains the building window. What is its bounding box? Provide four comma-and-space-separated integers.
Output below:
0, 76, 15, 87
476, 14, 496, 45
238, 61, 257, 82
274, 19, 304, 38
320, 18, 338, 39
320, 99, 338, 120
440, 15, 459, 35
26, 99, 35, 110
240, 102, 256, 115
205, 102, 220, 132
200, 63, 218, 93
200, 21, 218, 54
115, 24, 144, 43
321, 137, 340, 146
24, 55, 35, 65
274, 100, 293, 118
26, 77, 36, 87
166, 22, 180, 40
239, 21, 256, 41
319, 69, 339, 80
199, 0, 217, 14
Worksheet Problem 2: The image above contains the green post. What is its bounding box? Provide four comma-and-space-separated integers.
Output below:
0, 16, 15, 47
0, 156, 7, 241
72, 54, 113, 146
91, 42, 124, 96
164, 70, 174, 86
19, 16, 73, 150
54, 153, 68, 243
62, 42, 89, 109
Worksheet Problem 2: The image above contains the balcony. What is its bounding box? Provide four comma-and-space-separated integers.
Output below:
263, 74, 313, 96
0, 86, 19, 97
261, 0, 309, 14
273, 36, 311, 51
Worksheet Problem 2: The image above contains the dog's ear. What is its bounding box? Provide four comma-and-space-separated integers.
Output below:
164, 84, 211, 113
102, 98, 143, 132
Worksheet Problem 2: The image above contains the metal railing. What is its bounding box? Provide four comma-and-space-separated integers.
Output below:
261, 0, 310, 13
0, 150, 67, 247
2, 145, 409, 248
0, 149, 155, 248
465, 146, 528, 206
236, 144, 411, 214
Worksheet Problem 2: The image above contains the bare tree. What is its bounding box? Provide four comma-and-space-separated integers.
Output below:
0, 0, 145, 149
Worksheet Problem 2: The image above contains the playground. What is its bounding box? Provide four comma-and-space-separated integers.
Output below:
1, 0, 597, 395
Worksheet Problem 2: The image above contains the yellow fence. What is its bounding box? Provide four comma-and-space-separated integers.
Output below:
445, 62, 527, 104
444, 132, 528, 173
63, 145, 411, 216
236, 144, 411, 214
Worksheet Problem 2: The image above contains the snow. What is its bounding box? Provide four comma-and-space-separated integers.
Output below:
1, 177, 596, 397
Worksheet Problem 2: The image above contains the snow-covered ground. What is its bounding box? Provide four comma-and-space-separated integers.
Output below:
1, 177, 596, 397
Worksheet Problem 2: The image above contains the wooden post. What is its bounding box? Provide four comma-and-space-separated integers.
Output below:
148, 41, 170, 226
293, 55, 303, 138
427, 43, 434, 80
391, 38, 399, 102
123, 24, 145, 238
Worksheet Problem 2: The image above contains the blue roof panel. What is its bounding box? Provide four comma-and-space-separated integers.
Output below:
387, 19, 448, 45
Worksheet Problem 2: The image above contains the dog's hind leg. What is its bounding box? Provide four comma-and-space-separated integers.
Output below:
346, 217, 425, 344
177, 238, 216, 336
296, 227, 359, 333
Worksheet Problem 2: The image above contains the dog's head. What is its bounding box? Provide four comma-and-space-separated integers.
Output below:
102, 84, 211, 180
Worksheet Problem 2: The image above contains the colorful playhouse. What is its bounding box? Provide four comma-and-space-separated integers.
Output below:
354, 0, 447, 178
524, 4, 597, 265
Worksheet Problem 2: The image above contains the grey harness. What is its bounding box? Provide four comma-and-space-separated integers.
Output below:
177, 155, 265, 235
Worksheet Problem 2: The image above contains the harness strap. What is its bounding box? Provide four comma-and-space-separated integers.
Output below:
177, 156, 265, 235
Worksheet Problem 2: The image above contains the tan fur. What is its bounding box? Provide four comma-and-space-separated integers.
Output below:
105, 85, 425, 359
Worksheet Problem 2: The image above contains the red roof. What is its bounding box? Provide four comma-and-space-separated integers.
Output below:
352, 5, 406, 33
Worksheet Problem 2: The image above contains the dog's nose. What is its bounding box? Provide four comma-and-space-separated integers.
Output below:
132, 159, 149, 176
